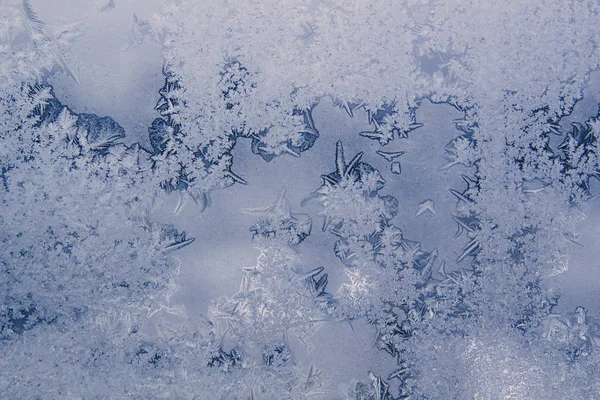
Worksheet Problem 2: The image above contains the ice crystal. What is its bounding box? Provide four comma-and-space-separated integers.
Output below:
3, 0, 600, 398
210, 243, 332, 347
303, 141, 395, 238
0, 85, 185, 342
246, 186, 312, 245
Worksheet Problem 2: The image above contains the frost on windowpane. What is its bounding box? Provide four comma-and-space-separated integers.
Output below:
3, 0, 600, 398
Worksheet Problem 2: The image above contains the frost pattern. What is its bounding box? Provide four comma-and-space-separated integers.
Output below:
3, 0, 600, 398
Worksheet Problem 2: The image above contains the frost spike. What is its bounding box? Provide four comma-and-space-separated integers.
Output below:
408, 122, 424, 131
437, 160, 460, 171
360, 130, 386, 140
239, 275, 248, 295
298, 266, 325, 281
522, 187, 546, 195
216, 327, 230, 348
335, 141, 346, 177
454, 118, 471, 132
22, 0, 44, 34
345, 318, 356, 333
309, 316, 335, 323
244, 186, 292, 219
281, 146, 301, 158
146, 302, 162, 318
345, 152, 364, 177
188, 192, 200, 207
376, 150, 405, 162
452, 215, 475, 235
163, 237, 195, 252
457, 238, 480, 262
367, 110, 374, 125
388, 367, 409, 381
159, 99, 176, 116
461, 174, 477, 187
328, 228, 343, 237
297, 127, 319, 137
301, 191, 319, 207
400, 238, 421, 253
314, 274, 328, 295
420, 248, 437, 282
342, 101, 354, 118
369, 372, 390, 400
226, 170, 248, 185
321, 215, 333, 231
198, 192, 212, 212
304, 107, 316, 127
454, 221, 465, 238
332, 141, 364, 181
88, 134, 123, 151
373, 330, 383, 347
367, 111, 381, 130
438, 260, 447, 278
333, 98, 355, 118
155, 97, 168, 110
50, 50, 80, 85
449, 188, 473, 203
548, 123, 562, 135
561, 231, 584, 247
320, 174, 338, 186
306, 364, 315, 386
174, 192, 185, 215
